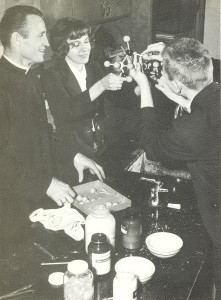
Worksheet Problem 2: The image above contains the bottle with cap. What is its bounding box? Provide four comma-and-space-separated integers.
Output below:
88, 233, 111, 276
48, 272, 64, 299
121, 209, 143, 250
85, 205, 116, 253
113, 272, 137, 300
64, 260, 94, 300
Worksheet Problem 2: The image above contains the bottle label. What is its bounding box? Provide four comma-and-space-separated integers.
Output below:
113, 275, 137, 300
92, 251, 111, 275
121, 225, 127, 234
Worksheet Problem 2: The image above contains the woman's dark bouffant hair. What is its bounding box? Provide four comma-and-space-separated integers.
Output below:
49, 18, 91, 58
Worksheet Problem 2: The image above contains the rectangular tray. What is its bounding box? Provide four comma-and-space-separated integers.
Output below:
72, 180, 131, 215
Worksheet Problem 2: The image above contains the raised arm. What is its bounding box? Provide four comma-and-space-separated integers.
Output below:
89, 73, 127, 100
130, 63, 154, 109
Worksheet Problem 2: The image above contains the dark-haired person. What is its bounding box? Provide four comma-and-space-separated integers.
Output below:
131, 39, 221, 299
0, 5, 104, 246
41, 18, 126, 183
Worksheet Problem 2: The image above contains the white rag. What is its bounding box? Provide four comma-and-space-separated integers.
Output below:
29, 204, 85, 241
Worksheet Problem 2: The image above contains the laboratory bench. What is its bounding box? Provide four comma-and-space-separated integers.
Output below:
0, 142, 213, 300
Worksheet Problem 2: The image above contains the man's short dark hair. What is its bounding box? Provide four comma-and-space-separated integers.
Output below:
162, 38, 213, 90
0, 5, 43, 48
49, 18, 91, 58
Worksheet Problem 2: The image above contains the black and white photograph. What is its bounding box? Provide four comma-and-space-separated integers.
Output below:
0, 0, 220, 299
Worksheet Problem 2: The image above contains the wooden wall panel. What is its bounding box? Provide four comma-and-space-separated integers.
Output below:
104, 0, 153, 53
5, 0, 37, 9
0, 0, 5, 21
40, 0, 72, 29
0, 0, 208, 59
0, 0, 40, 20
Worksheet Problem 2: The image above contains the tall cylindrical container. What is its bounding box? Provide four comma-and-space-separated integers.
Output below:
113, 272, 137, 300
64, 260, 94, 300
85, 205, 116, 253
121, 210, 142, 250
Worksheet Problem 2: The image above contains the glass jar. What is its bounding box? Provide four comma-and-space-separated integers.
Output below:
64, 260, 94, 300
121, 210, 142, 250
88, 233, 111, 275
113, 272, 137, 300
85, 205, 116, 253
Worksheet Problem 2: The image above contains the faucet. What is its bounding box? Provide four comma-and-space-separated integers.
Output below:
140, 177, 168, 207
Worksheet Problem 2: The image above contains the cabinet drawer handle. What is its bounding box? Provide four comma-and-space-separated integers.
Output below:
105, 0, 111, 17
100, 1, 106, 17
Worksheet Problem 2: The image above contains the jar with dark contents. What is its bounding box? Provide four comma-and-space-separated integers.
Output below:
121, 210, 143, 250
88, 233, 111, 276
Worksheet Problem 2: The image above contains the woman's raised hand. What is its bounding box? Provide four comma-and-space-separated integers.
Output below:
100, 73, 127, 91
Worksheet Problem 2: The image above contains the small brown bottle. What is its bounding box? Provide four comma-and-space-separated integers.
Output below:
88, 233, 111, 276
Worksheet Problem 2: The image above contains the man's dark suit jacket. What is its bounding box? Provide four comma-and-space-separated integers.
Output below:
141, 82, 221, 243
0, 57, 55, 242
140, 82, 221, 291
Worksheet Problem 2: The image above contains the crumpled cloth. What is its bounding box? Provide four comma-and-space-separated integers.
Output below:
29, 204, 85, 241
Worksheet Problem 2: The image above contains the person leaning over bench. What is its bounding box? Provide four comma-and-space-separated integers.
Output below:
130, 39, 221, 299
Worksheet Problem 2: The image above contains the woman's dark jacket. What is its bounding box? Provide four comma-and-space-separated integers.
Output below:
41, 59, 104, 183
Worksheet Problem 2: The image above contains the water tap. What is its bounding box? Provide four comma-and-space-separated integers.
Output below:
140, 177, 168, 207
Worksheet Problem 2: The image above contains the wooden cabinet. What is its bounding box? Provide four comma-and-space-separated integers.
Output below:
0, 0, 40, 21
0, 0, 131, 29
72, 0, 131, 25
40, 0, 73, 29
40, 0, 131, 28
40, 0, 131, 27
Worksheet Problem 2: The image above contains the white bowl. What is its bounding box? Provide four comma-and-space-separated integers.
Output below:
146, 244, 180, 254
146, 232, 183, 257
148, 249, 180, 258
115, 256, 155, 283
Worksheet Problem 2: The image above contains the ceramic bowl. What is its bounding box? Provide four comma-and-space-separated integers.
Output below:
115, 256, 155, 283
147, 249, 180, 258
146, 232, 183, 258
